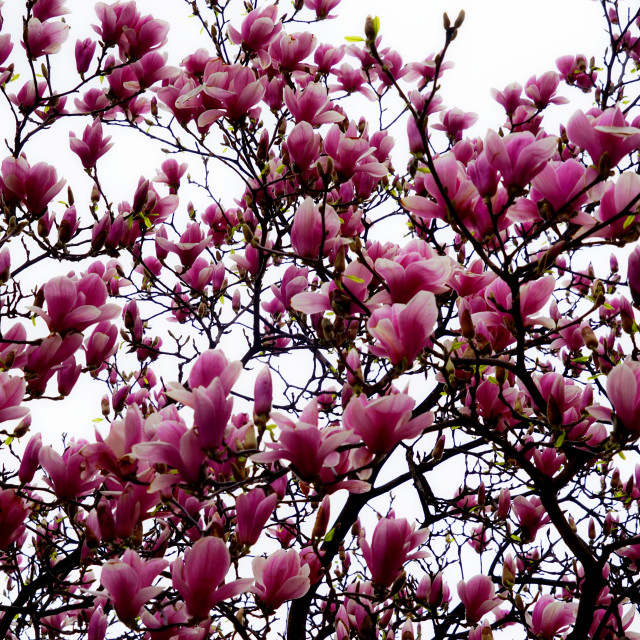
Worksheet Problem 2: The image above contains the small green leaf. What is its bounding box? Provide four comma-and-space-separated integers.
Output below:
372, 16, 380, 35
555, 431, 566, 448
323, 528, 335, 542
345, 275, 365, 283
623, 214, 636, 229
275, 164, 286, 174
345, 36, 365, 42
4, 436, 14, 445
92, 418, 103, 423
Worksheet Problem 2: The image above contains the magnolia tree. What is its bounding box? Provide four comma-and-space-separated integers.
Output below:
1, 0, 640, 638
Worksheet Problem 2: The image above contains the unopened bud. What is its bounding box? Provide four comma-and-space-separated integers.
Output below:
232, 289, 241, 312
101, 395, 110, 417
431, 434, 445, 461
502, 562, 515, 589
454, 9, 465, 28
312, 496, 330, 539
588, 518, 596, 540
581, 325, 599, 350
364, 15, 378, 44
460, 307, 475, 340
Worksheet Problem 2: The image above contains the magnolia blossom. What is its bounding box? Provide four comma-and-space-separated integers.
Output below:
607, 360, 640, 438
367, 291, 437, 366
457, 574, 501, 623
359, 515, 429, 588
100, 550, 167, 623
527, 595, 577, 639
252, 549, 311, 609
172, 537, 253, 619
343, 392, 433, 455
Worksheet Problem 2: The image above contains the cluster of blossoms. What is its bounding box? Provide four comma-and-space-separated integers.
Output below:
1, 1, 640, 640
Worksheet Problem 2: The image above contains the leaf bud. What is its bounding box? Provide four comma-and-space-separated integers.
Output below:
431, 434, 445, 461
581, 325, 599, 350
460, 307, 475, 340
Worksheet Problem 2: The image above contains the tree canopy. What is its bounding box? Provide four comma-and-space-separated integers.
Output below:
1, 1, 640, 639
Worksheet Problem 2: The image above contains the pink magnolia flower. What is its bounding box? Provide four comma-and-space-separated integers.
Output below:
253, 366, 273, 419
155, 222, 211, 268
285, 121, 322, 172
330, 63, 376, 100
235, 488, 278, 546
100, 549, 168, 623
592, 173, 640, 240
92, 1, 139, 47
432, 108, 478, 143
31, 273, 119, 333
252, 399, 353, 481
416, 573, 451, 608
484, 129, 557, 191
304, 0, 341, 20
0, 373, 29, 423
32, 0, 70, 22
527, 595, 577, 639
401, 153, 478, 221
556, 54, 597, 91
118, 13, 169, 61
367, 291, 437, 366
172, 536, 253, 619
262, 265, 308, 315
0, 34, 13, 68
0, 489, 30, 549
284, 82, 344, 127
75, 37, 96, 74
291, 197, 342, 259
359, 515, 429, 588
512, 495, 550, 541
369, 254, 451, 304
524, 71, 568, 109
1, 155, 66, 216
343, 392, 433, 454
85, 321, 118, 368
566, 106, 640, 168
165, 349, 241, 450
18, 432, 43, 484
252, 549, 310, 609
228, 4, 281, 53
269, 31, 316, 71
153, 158, 188, 194
607, 360, 640, 438
24, 18, 69, 58
490, 82, 530, 115
530, 159, 594, 215
69, 119, 114, 169
457, 574, 501, 623
39, 441, 102, 499
324, 123, 387, 178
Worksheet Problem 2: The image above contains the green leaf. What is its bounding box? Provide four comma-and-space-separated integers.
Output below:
623, 214, 636, 229
345, 36, 365, 42
92, 418, 103, 423
345, 275, 365, 283
323, 528, 335, 542
372, 16, 380, 35
555, 431, 566, 448
4, 436, 14, 445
